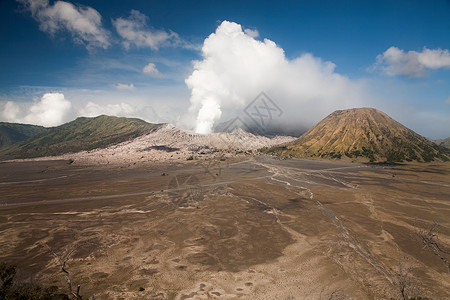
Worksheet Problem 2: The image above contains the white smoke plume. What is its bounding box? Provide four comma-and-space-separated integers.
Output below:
0, 92, 73, 127
186, 21, 366, 134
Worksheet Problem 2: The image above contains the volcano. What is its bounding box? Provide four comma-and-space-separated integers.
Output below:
266, 107, 450, 162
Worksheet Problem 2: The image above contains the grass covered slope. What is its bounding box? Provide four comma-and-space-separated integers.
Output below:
0, 122, 48, 149
266, 108, 450, 162
0, 115, 161, 159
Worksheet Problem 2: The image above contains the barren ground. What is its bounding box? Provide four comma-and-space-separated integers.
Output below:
0, 156, 449, 299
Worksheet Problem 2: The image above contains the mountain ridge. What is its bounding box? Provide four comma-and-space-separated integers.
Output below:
0, 122, 48, 148
0, 115, 162, 160
2, 110, 448, 163
0, 116, 296, 163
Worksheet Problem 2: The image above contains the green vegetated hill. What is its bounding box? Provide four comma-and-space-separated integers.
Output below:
0, 115, 161, 159
0, 122, 48, 148
265, 108, 450, 163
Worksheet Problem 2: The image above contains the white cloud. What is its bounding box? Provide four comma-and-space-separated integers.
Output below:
373, 46, 450, 77
112, 10, 195, 50
17, 0, 111, 50
186, 21, 366, 134
142, 63, 162, 77
0, 93, 72, 127
446, 96, 450, 105
79, 102, 136, 117
0, 87, 189, 128
244, 28, 259, 38
114, 83, 136, 91
112, 10, 175, 50
1, 101, 21, 122
77, 100, 183, 126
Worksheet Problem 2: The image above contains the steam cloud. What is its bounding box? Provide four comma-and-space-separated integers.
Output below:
0, 92, 72, 127
186, 21, 366, 134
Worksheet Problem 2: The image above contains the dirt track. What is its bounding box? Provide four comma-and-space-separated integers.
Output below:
0, 156, 449, 299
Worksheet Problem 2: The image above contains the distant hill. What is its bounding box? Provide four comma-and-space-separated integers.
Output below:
0, 115, 161, 159
0, 122, 48, 148
265, 108, 450, 162
434, 137, 450, 149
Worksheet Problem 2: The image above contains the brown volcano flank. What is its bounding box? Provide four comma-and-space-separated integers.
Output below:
267, 107, 450, 162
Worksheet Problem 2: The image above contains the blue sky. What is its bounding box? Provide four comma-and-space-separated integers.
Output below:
0, 0, 449, 138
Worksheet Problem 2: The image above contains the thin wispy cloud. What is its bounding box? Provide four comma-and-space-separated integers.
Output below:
372, 46, 450, 77
79, 101, 136, 117
17, 0, 111, 50
114, 83, 136, 91
112, 10, 197, 50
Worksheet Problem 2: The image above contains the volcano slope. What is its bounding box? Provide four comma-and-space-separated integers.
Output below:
0, 155, 449, 299
266, 107, 450, 163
